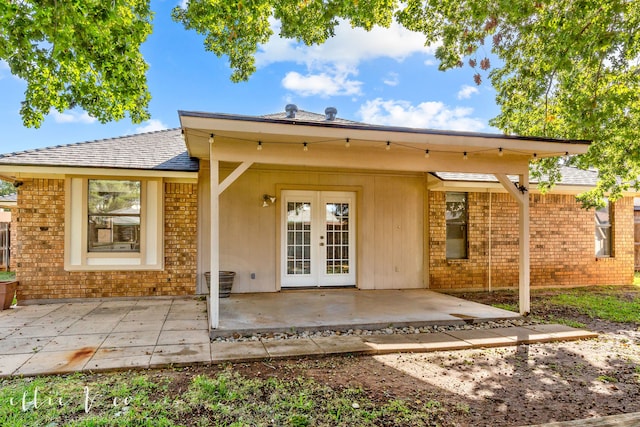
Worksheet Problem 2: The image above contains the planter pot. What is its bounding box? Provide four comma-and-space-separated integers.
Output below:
0, 280, 17, 310
204, 271, 236, 298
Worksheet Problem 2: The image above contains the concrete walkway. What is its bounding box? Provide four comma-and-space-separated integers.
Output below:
0, 297, 596, 378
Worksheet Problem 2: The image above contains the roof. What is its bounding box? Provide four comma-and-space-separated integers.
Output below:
432, 166, 598, 187
0, 129, 199, 172
261, 109, 363, 125
181, 110, 591, 146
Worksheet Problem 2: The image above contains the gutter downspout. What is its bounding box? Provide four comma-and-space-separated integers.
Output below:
488, 190, 492, 293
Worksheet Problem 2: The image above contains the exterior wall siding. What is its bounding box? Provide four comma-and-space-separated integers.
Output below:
429, 192, 635, 290
217, 166, 425, 292
14, 179, 198, 301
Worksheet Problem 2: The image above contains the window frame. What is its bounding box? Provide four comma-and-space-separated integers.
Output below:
445, 191, 469, 260
595, 199, 613, 258
87, 179, 142, 253
64, 176, 164, 271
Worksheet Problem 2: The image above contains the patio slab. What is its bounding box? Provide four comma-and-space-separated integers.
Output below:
0, 296, 598, 378
211, 341, 269, 363
310, 336, 376, 355
444, 329, 518, 347
214, 289, 520, 338
150, 344, 211, 367
263, 339, 325, 358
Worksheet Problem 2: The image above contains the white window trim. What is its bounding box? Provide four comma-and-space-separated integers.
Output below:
64, 176, 164, 271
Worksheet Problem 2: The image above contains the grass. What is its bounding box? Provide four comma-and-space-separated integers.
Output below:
0, 271, 15, 281
0, 369, 456, 426
547, 287, 640, 324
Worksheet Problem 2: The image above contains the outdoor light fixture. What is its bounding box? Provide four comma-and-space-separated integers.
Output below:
424, 149, 430, 159
386, 141, 391, 151
498, 147, 504, 156
208, 133, 214, 144
262, 194, 277, 207
257, 141, 263, 151
345, 138, 350, 148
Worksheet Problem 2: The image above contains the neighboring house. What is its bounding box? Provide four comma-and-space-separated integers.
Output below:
0, 107, 635, 330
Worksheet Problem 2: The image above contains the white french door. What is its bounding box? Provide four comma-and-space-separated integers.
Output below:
281, 190, 356, 288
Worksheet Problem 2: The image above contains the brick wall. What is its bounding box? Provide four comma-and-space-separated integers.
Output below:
429, 191, 635, 290
14, 179, 198, 301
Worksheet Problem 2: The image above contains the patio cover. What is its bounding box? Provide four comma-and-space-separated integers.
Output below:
178, 110, 590, 329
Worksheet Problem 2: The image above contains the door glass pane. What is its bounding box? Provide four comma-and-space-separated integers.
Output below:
325, 202, 349, 274
287, 202, 311, 275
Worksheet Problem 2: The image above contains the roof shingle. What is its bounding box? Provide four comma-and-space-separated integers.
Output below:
0, 129, 198, 172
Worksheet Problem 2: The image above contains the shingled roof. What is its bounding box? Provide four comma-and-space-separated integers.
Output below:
432, 166, 598, 187
0, 129, 199, 172
261, 109, 363, 125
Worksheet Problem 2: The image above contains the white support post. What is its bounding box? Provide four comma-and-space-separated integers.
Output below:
518, 173, 530, 315
209, 143, 220, 329
494, 173, 531, 316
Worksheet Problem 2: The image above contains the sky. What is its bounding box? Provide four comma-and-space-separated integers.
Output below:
0, 0, 501, 154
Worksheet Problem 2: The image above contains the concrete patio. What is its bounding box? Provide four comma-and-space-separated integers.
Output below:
214, 289, 521, 337
0, 292, 598, 378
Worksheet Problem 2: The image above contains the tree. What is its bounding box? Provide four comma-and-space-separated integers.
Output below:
0, 180, 13, 196
171, 0, 640, 206
2, 1, 638, 204
0, 0, 152, 128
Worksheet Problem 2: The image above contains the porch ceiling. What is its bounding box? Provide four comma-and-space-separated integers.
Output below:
180, 111, 590, 175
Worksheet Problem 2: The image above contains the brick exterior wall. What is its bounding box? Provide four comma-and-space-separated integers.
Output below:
14, 179, 197, 301
429, 191, 635, 290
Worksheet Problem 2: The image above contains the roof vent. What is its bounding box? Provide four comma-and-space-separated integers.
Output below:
285, 104, 298, 118
325, 107, 337, 121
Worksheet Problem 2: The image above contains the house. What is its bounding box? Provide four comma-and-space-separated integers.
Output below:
0, 107, 635, 330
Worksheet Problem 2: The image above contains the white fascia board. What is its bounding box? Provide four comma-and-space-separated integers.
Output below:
0, 165, 198, 180
180, 115, 590, 156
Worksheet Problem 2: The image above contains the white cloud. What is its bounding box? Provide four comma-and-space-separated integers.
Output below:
135, 119, 168, 133
282, 66, 362, 97
383, 72, 399, 87
357, 98, 485, 132
51, 110, 97, 124
457, 85, 479, 100
424, 59, 437, 66
256, 19, 436, 69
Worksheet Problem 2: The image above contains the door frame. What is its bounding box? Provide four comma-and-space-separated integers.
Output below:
275, 184, 362, 290
280, 190, 357, 288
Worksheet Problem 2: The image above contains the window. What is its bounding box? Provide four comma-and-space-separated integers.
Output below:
88, 180, 141, 252
595, 200, 612, 257
446, 192, 468, 259
65, 177, 163, 271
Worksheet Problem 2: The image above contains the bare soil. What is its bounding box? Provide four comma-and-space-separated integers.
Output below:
166, 288, 640, 426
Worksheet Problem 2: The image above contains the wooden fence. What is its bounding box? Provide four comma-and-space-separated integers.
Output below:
0, 223, 8, 271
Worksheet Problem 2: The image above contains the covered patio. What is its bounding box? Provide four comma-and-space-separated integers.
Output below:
179, 109, 590, 332
213, 288, 521, 338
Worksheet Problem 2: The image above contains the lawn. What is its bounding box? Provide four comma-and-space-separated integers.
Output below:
0, 368, 451, 426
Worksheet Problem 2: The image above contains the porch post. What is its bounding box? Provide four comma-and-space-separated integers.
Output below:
518, 173, 530, 315
494, 173, 530, 316
209, 143, 220, 329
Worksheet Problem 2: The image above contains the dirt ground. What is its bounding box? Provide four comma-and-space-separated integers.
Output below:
173, 289, 640, 426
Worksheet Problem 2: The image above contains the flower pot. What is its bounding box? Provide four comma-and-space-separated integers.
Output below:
0, 280, 17, 310
204, 271, 236, 298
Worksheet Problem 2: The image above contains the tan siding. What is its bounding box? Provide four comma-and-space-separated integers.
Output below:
218, 166, 425, 292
